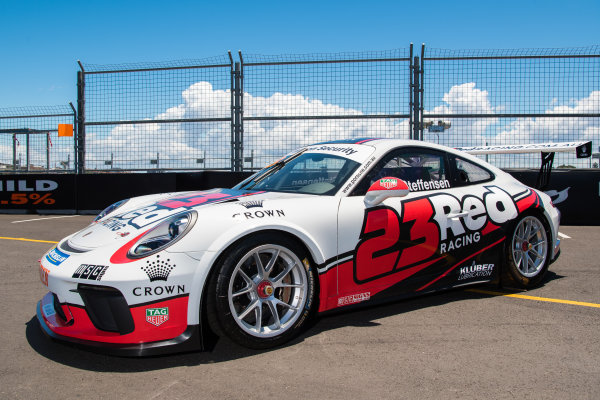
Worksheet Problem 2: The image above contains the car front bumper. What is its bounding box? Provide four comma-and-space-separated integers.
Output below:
36, 292, 208, 356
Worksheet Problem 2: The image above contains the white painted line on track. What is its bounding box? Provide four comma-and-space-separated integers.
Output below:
11, 215, 82, 224
558, 232, 571, 239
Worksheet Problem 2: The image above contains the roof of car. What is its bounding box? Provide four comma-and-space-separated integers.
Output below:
317, 138, 449, 149
317, 138, 456, 152
313, 138, 507, 175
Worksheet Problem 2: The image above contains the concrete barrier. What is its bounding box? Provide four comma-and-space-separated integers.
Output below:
1, 169, 598, 225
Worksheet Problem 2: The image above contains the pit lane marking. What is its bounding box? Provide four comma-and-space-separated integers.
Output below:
467, 288, 600, 309
0, 236, 58, 244
557, 232, 571, 239
11, 215, 81, 224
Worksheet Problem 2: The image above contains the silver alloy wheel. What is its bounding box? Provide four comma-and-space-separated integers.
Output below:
511, 216, 548, 278
227, 244, 307, 338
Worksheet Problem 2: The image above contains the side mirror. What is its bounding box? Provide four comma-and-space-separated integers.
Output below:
364, 177, 410, 207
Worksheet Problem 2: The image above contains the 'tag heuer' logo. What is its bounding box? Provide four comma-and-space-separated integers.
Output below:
380, 178, 398, 189
146, 307, 169, 326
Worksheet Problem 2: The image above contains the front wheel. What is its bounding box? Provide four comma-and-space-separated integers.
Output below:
505, 214, 551, 288
207, 233, 316, 349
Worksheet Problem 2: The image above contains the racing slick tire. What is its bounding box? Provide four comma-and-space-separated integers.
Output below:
206, 232, 316, 349
505, 213, 551, 289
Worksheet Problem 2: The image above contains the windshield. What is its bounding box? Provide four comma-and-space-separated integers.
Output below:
234, 152, 360, 195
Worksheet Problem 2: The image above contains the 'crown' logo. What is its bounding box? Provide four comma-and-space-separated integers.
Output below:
240, 200, 264, 209
141, 255, 175, 282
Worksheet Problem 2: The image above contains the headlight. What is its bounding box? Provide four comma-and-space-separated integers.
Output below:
94, 199, 128, 222
127, 211, 197, 258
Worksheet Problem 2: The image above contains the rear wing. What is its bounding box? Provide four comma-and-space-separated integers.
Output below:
455, 141, 592, 190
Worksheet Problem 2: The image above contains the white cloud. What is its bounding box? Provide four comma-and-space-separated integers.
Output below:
493, 91, 600, 145
86, 81, 410, 169
423, 82, 499, 147
85, 81, 599, 170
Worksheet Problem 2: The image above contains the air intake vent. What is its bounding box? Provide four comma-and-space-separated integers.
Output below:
77, 284, 135, 335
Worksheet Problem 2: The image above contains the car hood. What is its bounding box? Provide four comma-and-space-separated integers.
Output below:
66, 189, 311, 251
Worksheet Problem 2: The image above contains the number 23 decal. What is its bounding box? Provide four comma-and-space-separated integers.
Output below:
354, 198, 439, 284
353, 186, 520, 285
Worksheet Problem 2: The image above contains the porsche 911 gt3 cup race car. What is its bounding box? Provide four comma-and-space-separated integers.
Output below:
37, 138, 563, 355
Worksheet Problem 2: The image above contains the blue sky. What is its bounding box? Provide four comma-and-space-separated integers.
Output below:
0, 0, 598, 109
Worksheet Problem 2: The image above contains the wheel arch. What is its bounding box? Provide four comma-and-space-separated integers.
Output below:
208, 223, 328, 266
501, 206, 553, 287
505, 206, 554, 252
198, 227, 323, 338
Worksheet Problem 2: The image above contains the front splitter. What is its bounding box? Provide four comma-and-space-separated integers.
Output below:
36, 300, 204, 357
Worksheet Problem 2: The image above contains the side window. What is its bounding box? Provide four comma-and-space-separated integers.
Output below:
352, 148, 450, 196
453, 157, 493, 186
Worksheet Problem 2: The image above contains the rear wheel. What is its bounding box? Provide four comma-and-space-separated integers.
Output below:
505, 214, 550, 288
207, 233, 315, 349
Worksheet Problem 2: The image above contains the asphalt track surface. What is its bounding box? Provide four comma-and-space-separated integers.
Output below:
0, 215, 598, 399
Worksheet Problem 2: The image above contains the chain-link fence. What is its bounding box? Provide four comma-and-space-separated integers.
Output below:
2, 45, 598, 173
78, 49, 413, 172
0, 105, 76, 172
79, 56, 233, 171
241, 49, 412, 169
421, 46, 600, 168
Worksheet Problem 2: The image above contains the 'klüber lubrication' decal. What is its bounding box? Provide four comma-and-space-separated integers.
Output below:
458, 261, 494, 281
319, 186, 541, 312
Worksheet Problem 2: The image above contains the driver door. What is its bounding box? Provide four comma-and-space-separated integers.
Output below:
334, 146, 455, 305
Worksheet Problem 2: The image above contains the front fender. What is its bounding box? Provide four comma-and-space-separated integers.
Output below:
206, 221, 329, 265
181, 221, 331, 325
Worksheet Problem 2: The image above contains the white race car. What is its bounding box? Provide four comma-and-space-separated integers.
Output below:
37, 139, 561, 355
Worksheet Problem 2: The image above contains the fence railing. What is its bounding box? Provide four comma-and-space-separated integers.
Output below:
240, 48, 412, 170
78, 56, 234, 172
0, 105, 77, 172
1, 44, 599, 173
420, 46, 600, 168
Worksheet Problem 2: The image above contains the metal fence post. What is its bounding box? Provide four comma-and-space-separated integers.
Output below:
77, 64, 86, 174
46, 132, 50, 171
26, 131, 30, 172
232, 62, 243, 172
238, 50, 243, 171
12, 133, 16, 172
409, 44, 414, 140
418, 44, 425, 141
69, 102, 77, 173
229, 52, 235, 172
412, 55, 421, 140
